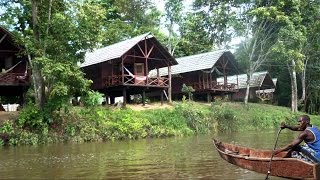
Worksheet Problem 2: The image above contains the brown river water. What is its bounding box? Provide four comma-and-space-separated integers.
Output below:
0, 130, 298, 179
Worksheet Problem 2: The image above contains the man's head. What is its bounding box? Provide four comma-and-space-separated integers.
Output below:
298, 115, 310, 129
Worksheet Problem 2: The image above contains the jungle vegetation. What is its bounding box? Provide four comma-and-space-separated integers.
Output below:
0, 0, 320, 145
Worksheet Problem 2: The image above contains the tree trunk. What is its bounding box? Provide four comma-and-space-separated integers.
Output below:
31, 0, 46, 109
167, 20, 173, 54
244, 73, 251, 105
288, 60, 298, 112
300, 58, 308, 104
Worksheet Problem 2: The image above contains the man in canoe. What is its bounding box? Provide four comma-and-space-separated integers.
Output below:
274, 115, 320, 163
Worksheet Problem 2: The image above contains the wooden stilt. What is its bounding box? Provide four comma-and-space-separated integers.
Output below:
161, 90, 164, 105
123, 88, 127, 107
142, 89, 146, 106
104, 93, 109, 105
207, 92, 211, 103
110, 96, 115, 104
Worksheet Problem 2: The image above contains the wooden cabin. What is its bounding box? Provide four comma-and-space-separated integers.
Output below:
149, 50, 240, 102
80, 33, 177, 106
0, 26, 30, 107
255, 78, 278, 102
217, 71, 276, 102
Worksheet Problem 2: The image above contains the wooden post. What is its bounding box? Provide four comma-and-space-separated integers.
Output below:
142, 89, 146, 106
198, 73, 201, 89
161, 90, 164, 105
19, 92, 24, 108
121, 57, 124, 84
168, 66, 172, 103
202, 72, 205, 89
207, 92, 211, 103
157, 68, 160, 78
123, 87, 126, 107
210, 72, 212, 89
104, 93, 109, 105
110, 96, 115, 104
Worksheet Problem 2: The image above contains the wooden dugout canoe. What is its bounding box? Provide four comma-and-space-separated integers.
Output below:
213, 139, 320, 179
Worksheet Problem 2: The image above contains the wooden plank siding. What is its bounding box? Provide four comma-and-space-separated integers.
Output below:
149, 50, 240, 102
80, 33, 177, 105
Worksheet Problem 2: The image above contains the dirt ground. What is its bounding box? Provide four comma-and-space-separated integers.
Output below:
0, 111, 19, 124
126, 102, 173, 111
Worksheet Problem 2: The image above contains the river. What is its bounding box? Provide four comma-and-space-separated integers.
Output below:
0, 130, 298, 179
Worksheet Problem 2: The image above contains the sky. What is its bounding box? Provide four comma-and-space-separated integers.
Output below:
152, 0, 194, 12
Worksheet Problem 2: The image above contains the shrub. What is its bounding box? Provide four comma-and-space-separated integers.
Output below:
81, 91, 103, 107
211, 102, 238, 132
16, 104, 45, 130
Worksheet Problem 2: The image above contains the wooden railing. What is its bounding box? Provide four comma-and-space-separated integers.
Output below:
191, 81, 238, 91
0, 72, 30, 85
105, 75, 169, 87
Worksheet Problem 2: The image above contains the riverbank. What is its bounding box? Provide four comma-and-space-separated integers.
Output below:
0, 101, 318, 146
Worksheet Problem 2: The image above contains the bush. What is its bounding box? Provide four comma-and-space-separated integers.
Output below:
174, 101, 214, 133
16, 104, 45, 130
81, 91, 103, 107
211, 102, 238, 132
2, 101, 309, 146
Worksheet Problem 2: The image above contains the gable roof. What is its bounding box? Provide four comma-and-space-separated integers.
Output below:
217, 71, 274, 89
150, 49, 234, 76
272, 78, 277, 86
0, 26, 22, 51
80, 33, 176, 68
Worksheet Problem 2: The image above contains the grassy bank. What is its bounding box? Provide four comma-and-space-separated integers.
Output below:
0, 101, 319, 146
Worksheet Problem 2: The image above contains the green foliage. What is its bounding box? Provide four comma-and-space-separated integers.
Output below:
0, 120, 15, 146
0, 121, 14, 135
211, 101, 238, 132
142, 107, 193, 137
81, 91, 103, 107
181, 84, 195, 100
16, 130, 39, 145
0, 0, 106, 114
99, 0, 162, 45
175, 12, 215, 57
2, 101, 319, 146
16, 104, 45, 130
174, 101, 214, 133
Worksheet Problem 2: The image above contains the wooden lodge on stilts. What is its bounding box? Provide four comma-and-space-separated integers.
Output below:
80, 33, 177, 106
217, 71, 276, 102
0, 26, 30, 110
149, 50, 240, 102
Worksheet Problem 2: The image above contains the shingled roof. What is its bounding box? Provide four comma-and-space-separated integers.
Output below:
216, 71, 275, 89
150, 49, 233, 76
80, 33, 176, 68
0, 26, 22, 51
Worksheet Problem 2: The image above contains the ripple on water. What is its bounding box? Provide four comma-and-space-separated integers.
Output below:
0, 133, 288, 179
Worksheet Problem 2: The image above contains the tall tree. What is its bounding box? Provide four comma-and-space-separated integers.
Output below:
192, 0, 242, 48
164, 0, 183, 55
175, 12, 215, 57
0, 0, 106, 113
235, 0, 309, 112
271, 1, 306, 112
98, 0, 162, 45
299, 0, 320, 111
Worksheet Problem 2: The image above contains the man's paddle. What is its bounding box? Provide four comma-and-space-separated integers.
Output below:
265, 128, 282, 180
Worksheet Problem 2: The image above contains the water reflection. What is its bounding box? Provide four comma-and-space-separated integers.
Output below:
0, 130, 297, 179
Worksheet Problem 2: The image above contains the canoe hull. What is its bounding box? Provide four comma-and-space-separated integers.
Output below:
213, 139, 320, 179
